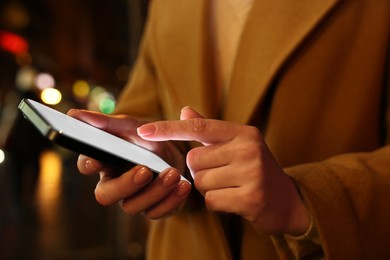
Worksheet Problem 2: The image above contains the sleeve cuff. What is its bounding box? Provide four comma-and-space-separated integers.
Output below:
283, 214, 324, 258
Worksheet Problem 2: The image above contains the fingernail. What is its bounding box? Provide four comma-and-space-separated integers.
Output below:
133, 167, 152, 185
161, 169, 180, 188
176, 182, 191, 197
137, 124, 156, 137
84, 159, 96, 171
67, 109, 76, 115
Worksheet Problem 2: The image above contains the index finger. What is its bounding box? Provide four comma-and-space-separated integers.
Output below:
137, 118, 241, 144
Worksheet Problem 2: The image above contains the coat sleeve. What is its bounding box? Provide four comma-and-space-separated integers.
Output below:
276, 101, 390, 259
282, 50, 390, 258
270, 24, 390, 259
283, 145, 390, 259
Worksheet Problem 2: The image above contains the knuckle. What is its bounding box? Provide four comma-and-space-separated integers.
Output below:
94, 186, 110, 206
186, 149, 197, 164
121, 205, 139, 216
193, 173, 204, 191
190, 118, 207, 133
186, 148, 201, 170
242, 125, 262, 140
119, 200, 141, 216
235, 144, 263, 165
204, 192, 217, 210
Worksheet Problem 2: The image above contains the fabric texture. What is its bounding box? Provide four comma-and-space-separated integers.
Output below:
115, 0, 390, 259
210, 0, 254, 110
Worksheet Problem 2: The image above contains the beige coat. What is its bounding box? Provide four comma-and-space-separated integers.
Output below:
116, 0, 390, 259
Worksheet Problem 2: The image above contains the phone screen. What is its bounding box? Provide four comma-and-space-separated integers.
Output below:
18, 99, 188, 182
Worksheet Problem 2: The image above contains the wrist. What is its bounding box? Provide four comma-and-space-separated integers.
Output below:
284, 180, 310, 236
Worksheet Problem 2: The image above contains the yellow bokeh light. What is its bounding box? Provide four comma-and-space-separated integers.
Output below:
37, 150, 62, 202
0, 149, 5, 164
41, 88, 62, 105
72, 80, 90, 99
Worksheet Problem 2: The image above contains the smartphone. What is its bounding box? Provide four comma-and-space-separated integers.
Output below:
18, 98, 188, 181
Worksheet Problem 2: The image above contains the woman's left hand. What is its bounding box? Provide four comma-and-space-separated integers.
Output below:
137, 107, 309, 236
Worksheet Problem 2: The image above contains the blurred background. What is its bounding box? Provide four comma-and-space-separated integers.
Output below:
0, 0, 150, 259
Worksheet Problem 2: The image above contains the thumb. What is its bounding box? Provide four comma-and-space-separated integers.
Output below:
180, 106, 205, 120
67, 109, 140, 138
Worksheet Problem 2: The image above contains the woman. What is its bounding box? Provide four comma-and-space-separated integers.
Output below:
69, 0, 390, 259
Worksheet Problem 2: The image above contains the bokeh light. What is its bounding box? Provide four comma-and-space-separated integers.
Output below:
41, 88, 62, 105
1, 3, 30, 31
72, 80, 90, 100
99, 95, 116, 114
0, 30, 28, 54
0, 149, 5, 164
90, 86, 106, 100
87, 86, 116, 113
35, 73, 55, 90
15, 66, 37, 91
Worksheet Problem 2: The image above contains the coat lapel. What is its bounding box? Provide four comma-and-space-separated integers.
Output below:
223, 0, 343, 124
153, 0, 219, 119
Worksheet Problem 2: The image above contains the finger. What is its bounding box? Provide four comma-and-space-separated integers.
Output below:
119, 168, 183, 215
204, 187, 245, 214
180, 106, 205, 120
67, 109, 140, 138
94, 165, 153, 206
141, 180, 191, 219
137, 118, 241, 144
193, 165, 246, 194
77, 154, 105, 175
186, 144, 229, 172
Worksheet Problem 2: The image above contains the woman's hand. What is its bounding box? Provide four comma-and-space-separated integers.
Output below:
67, 109, 191, 219
137, 107, 309, 235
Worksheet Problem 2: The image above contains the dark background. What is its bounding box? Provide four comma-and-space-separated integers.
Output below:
0, 0, 150, 259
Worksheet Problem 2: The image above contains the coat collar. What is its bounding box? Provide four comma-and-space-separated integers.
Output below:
152, 0, 343, 122
223, 0, 343, 123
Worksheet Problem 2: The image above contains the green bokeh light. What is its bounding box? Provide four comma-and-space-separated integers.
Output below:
99, 97, 116, 114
